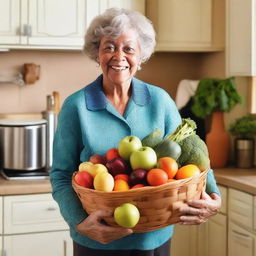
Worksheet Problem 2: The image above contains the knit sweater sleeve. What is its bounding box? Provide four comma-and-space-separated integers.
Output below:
50, 96, 88, 228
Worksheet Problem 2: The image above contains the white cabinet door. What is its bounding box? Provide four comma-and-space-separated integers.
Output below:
171, 225, 197, 256
3, 194, 68, 234
84, 0, 145, 37
226, 0, 256, 76
0, 196, 2, 234
0, 0, 21, 44
27, 0, 85, 48
98, 0, 145, 14
146, 0, 223, 52
208, 214, 227, 256
3, 231, 72, 256
228, 222, 254, 256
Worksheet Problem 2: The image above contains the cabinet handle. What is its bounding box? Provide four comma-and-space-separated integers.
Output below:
23, 24, 32, 37
46, 207, 57, 211
232, 229, 250, 238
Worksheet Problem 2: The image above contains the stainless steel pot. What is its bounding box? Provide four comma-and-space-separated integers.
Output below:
0, 119, 47, 171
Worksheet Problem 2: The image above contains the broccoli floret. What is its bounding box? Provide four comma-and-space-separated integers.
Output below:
166, 118, 197, 143
177, 134, 210, 170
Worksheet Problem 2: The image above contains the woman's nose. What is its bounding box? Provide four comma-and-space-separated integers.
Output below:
113, 49, 125, 60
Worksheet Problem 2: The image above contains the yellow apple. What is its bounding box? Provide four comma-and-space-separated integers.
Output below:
79, 162, 108, 178
93, 172, 114, 192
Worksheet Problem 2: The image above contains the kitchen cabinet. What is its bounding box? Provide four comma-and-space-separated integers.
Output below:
1, 193, 72, 256
0, 0, 85, 50
171, 185, 227, 256
228, 222, 255, 256
228, 188, 256, 256
94, 0, 145, 15
0, 196, 2, 232
226, 0, 256, 76
0, 0, 145, 51
146, 0, 224, 52
3, 231, 72, 256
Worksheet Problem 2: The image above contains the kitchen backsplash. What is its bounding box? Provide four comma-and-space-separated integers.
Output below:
0, 50, 216, 114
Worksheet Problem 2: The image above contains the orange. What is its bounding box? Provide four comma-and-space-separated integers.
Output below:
130, 184, 145, 189
175, 164, 201, 179
113, 179, 130, 191
167, 178, 176, 182
106, 148, 120, 161
157, 157, 178, 179
114, 174, 129, 182
147, 168, 168, 186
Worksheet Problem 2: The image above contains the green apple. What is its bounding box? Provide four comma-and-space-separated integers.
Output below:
118, 136, 142, 160
114, 203, 140, 228
130, 146, 157, 170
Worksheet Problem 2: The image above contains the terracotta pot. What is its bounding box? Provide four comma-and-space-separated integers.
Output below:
206, 111, 230, 168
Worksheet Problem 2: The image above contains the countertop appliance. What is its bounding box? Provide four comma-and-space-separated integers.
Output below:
0, 119, 49, 180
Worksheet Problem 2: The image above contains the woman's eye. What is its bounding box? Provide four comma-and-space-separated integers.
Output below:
104, 45, 115, 52
125, 47, 134, 53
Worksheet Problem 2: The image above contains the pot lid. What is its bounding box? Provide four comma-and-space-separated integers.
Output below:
0, 119, 47, 126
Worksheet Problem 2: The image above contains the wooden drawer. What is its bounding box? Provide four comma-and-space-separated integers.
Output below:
229, 188, 253, 230
218, 185, 227, 214
0, 196, 2, 234
228, 221, 255, 256
3, 194, 68, 234
254, 197, 256, 232
3, 231, 72, 256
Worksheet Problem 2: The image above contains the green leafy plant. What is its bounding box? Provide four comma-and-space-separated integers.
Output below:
228, 115, 256, 138
191, 77, 243, 118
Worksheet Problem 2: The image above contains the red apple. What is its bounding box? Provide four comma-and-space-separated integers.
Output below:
74, 171, 93, 188
89, 154, 106, 165
106, 157, 130, 176
129, 168, 148, 186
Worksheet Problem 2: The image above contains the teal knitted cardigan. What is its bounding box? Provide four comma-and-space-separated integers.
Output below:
50, 75, 220, 250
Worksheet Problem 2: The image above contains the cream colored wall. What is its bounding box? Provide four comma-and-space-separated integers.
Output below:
0, 50, 101, 113
0, 50, 201, 114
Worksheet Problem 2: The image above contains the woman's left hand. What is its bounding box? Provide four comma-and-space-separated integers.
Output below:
178, 192, 221, 225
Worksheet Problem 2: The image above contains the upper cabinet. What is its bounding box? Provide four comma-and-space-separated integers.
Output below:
95, 0, 145, 14
226, 0, 256, 76
0, 0, 145, 51
0, 0, 85, 50
146, 0, 225, 52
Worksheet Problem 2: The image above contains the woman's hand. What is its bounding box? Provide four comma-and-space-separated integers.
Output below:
178, 192, 221, 225
76, 210, 133, 244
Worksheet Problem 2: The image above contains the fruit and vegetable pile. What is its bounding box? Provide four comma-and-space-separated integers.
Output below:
74, 118, 210, 192
73, 118, 210, 229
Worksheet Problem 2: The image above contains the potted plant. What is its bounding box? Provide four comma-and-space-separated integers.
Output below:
190, 77, 243, 168
229, 115, 256, 168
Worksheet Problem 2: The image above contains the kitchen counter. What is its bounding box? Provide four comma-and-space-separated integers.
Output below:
0, 176, 52, 195
0, 167, 256, 196
214, 167, 256, 195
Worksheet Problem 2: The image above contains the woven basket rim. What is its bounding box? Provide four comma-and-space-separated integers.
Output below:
72, 169, 209, 195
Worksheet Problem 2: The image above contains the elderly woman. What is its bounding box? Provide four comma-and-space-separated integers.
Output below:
50, 8, 221, 256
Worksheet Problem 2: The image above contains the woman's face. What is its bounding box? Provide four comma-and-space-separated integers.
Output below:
98, 29, 141, 88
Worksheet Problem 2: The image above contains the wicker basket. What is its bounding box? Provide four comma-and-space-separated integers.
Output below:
72, 170, 208, 233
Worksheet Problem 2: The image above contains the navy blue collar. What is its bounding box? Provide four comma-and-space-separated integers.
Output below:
84, 75, 151, 111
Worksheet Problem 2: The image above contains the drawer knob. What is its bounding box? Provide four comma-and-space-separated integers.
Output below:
46, 207, 57, 211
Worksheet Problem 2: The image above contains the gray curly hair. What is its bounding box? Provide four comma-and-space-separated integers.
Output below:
83, 8, 156, 66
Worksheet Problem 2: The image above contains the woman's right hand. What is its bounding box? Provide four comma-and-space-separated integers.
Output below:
76, 210, 133, 244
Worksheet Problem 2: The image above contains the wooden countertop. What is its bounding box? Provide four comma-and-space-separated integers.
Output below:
0, 176, 52, 195
214, 168, 256, 195
0, 168, 256, 196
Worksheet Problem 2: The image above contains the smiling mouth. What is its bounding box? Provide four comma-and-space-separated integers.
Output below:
110, 65, 129, 71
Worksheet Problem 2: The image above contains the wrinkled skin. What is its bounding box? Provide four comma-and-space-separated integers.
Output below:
178, 192, 221, 225
76, 210, 133, 244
